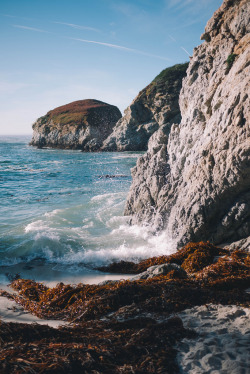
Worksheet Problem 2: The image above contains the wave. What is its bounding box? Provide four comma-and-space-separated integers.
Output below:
44, 209, 64, 218
0, 146, 176, 281
14, 214, 176, 267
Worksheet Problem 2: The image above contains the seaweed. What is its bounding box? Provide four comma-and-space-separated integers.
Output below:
98, 242, 228, 274
1, 242, 249, 373
0, 317, 194, 373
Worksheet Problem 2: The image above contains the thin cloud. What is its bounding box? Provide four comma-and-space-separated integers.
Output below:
166, 0, 215, 15
71, 38, 170, 61
168, 35, 192, 57
168, 34, 177, 42
12, 23, 170, 61
54, 22, 100, 33
1, 14, 17, 18
13, 25, 49, 33
181, 46, 191, 57
71, 38, 136, 52
167, 0, 195, 10
2, 14, 38, 21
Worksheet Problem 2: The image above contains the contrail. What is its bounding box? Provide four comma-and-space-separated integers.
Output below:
71, 38, 171, 61
54, 22, 100, 33
12, 24, 170, 61
13, 25, 49, 33
181, 46, 191, 57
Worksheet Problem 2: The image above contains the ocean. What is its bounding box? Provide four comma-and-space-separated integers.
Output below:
0, 135, 176, 286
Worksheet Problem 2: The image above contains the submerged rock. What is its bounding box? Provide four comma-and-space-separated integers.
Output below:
30, 99, 122, 151
125, 0, 250, 247
101, 63, 188, 151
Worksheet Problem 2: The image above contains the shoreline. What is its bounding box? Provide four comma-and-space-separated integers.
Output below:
0, 271, 132, 326
0, 261, 133, 288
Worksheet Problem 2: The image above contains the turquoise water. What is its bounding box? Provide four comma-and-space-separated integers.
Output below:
0, 136, 176, 285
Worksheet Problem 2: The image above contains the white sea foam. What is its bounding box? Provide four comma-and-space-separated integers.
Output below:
110, 223, 153, 241
43, 224, 177, 266
91, 192, 123, 202
44, 209, 64, 218
47, 186, 89, 194
106, 215, 128, 228
24, 220, 60, 241
77, 234, 176, 266
22, 211, 177, 268
81, 221, 94, 228
25, 220, 47, 233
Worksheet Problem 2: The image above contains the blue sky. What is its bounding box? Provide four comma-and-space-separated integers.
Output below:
0, 0, 222, 135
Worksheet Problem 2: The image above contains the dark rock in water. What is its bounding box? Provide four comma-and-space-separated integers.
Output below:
101, 63, 188, 151
30, 99, 122, 151
125, 0, 250, 248
98, 174, 128, 179
97, 260, 139, 274
5, 273, 21, 282
98, 280, 120, 286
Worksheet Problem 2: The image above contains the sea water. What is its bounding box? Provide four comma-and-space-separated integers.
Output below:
0, 135, 176, 286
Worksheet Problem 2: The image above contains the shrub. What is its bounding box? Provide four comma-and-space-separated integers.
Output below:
226, 53, 237, 73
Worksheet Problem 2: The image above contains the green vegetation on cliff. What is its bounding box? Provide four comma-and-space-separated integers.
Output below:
145, 62, 189, 97
153, 62, 189, 84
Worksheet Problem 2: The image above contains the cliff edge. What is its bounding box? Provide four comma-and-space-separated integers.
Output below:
30, 99, 122, 151
125, 0, 250, 248
101, 63, 188, 151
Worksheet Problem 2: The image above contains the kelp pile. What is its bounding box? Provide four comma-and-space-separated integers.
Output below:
0, 242, 249, 373
0, 316, 194, 374
97, 242, 250, 288
97, 242, 229, 274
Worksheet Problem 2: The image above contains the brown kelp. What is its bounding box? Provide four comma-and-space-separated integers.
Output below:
0, 316, 194, 374
0, 242, 249, 373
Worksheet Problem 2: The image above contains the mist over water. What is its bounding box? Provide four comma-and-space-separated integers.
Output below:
0, 136, 176, 284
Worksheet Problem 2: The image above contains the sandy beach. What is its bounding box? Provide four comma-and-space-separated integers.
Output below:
177, 304, 250, 374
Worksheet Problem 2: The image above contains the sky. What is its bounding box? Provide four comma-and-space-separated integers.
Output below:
0, 0, 223, 135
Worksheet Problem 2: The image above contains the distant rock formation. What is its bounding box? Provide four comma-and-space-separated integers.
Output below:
30, 100, 122, 151
125, 0, 250, 248
101, 63, 188, 151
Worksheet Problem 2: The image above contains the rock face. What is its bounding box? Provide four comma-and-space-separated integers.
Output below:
101, 63, 188, 151
125, 0, 250, 247
30, 99, 122, 151
130, 263, 186, 281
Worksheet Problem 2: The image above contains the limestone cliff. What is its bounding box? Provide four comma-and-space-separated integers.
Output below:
125, 0, 250, 247
30, 100, 121, 151
101, 63, 188, 151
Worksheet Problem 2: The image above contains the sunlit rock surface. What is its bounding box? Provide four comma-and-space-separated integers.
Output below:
125, 0, 250, 247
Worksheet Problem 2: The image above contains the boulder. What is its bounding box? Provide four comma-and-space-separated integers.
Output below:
130, 263, 186, 281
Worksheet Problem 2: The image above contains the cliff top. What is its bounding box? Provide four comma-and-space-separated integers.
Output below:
136, 62, 189, 100
39, 99, 119, 126
152, 62, 189, 84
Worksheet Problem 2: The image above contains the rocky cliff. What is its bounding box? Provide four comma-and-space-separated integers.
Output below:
101, 63, 188, 151
125, 0, 250, 248
30, 99, 121, 151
